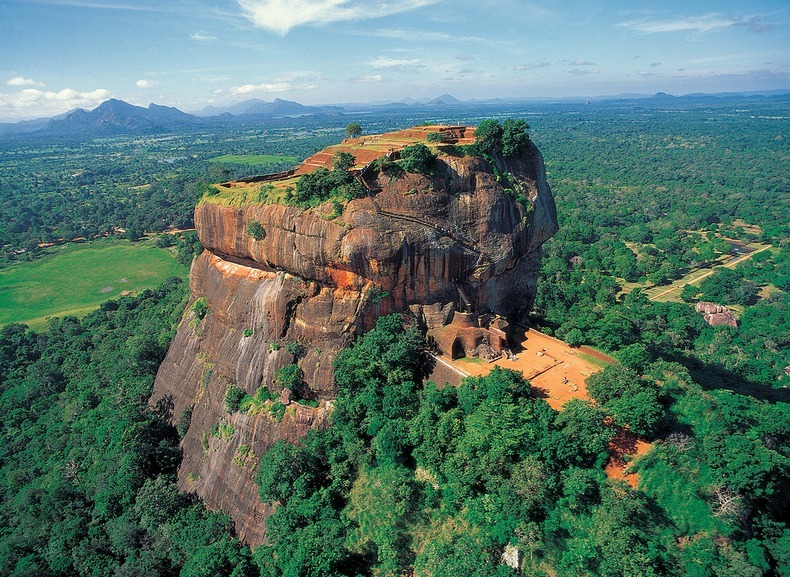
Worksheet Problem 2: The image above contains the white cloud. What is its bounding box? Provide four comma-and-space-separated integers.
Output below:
366, 56, 424, 73
228, 81, 315, 95
136, 79, 158, 89
236, 0, 440, 35
617, 13, 772, 34
349, 74, 383, 83
6, 76, 42, 87
568, 68, 600, 76
515, 60, 550, 70
570, 59, 596, 66
369, 27, 503, 46
0, 87, 111, 121
190, 31, 218, 41
23, 0, 169, 12
373, 28, 453, 41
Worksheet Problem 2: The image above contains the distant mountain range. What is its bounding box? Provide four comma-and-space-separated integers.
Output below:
195, 97, 343, 117
48, 99, 197, 134
0, 97, 345, 136
1, 90, 788, 137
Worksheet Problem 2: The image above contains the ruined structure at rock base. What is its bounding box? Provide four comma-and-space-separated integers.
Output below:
150, 125, 558, 545
696, 301, 738, 328
428, 310, 511, 361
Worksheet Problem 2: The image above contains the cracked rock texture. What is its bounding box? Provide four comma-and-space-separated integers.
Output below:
150, 139, 557, 545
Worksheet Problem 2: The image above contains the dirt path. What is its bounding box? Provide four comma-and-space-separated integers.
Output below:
649, 244, 773, 301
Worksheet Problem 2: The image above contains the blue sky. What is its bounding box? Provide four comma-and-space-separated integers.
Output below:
1, 0, 788, 120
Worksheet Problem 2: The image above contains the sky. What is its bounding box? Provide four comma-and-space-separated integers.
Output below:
1, 0, 788, 120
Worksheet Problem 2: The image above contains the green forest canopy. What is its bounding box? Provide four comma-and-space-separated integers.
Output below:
0, 100, 787, 576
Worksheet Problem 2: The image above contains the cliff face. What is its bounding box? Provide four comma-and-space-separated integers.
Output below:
150, 134, 557, 545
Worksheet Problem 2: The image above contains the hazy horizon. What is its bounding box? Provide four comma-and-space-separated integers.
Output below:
2, 0, 789, 121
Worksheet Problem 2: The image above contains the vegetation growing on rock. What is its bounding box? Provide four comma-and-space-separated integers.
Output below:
246, 221, 266, 240
475, 118, 531, 159
291, 152, 365, 207
398, 142, 438, 174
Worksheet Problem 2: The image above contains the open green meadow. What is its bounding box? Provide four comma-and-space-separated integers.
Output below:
0, 238, 189, 330
208, 154, 297, 165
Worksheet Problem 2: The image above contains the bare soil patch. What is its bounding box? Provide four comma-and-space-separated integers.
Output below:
604, 428, 653, 488
454, 328, 611, 410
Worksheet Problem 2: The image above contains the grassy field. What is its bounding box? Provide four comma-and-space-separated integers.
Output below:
0, 238, 189, 330
208, 154, 297, 165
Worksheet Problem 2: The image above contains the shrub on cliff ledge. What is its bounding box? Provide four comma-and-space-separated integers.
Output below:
475, 118, 530, 159
502, 118, 531, 158
475, 119, 504, 157
398, 143, 437, 174
374, 154, 403, 178
246, 221, 266, 240
225, 385, 247, 413
294, 153, 364, 207
274, 363, 304, 393
191, 297, 208, 320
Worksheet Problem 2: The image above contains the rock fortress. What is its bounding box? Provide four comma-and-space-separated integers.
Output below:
151, 124, 558, 544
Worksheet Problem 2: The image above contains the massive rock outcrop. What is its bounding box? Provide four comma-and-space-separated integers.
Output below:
150, 127, 557, 545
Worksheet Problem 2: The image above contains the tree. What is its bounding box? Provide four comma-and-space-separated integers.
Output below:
587, 365, 664, 437
273, 363, 304, 392
700, 268, 757, 305
345, 122, 362, 139
331, 151, 355, 172
680, 283, 700, 303
555, 399, 615, 466
399, 143, 437, 173
615, 343, 651, 373
474, 119, 504, 157
246, 221, 266, 240
501, 118, 530, 158
225, 385, 246, 413
564, 328, 585, 347
126, 225, 144, 242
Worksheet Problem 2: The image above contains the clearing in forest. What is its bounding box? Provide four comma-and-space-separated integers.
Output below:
617, 221, 773, 304
453, 328, 612, 411
644, 242, 773, 302
0, 238, 188, 330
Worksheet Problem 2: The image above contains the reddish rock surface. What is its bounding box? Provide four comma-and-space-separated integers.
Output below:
150, 129, 557, 545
